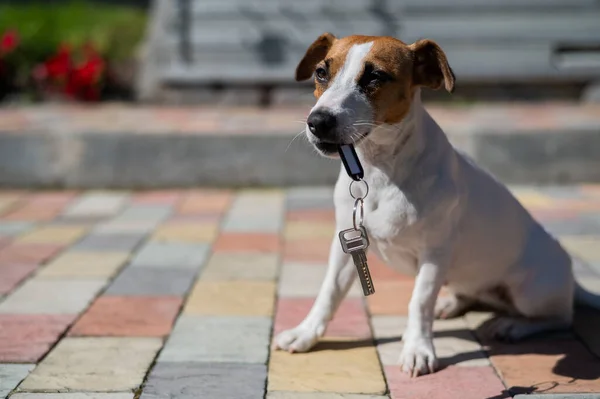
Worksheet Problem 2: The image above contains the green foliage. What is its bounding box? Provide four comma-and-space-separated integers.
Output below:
0, 0, 147, 64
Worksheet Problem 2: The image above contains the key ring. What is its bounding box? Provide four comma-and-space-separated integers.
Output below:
353, 197, 364, 230
349, 179, 369, 200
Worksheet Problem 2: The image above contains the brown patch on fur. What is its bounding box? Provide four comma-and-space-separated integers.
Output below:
295, 33, 337, 82
361, 37, 415, 124
296, 34, 455, 125
409, 39, 456, 93
312, 35, 376, 98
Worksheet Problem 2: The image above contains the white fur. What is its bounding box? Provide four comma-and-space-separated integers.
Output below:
275, 47, 599, 376
308, 42, 374, 146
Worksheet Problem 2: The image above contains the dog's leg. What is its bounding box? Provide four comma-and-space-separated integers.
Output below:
481, 281, 573, 342
273, 237, 354, 353
400, 257, 446, 376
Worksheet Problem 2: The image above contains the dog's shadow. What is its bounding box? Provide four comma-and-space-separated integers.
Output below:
311, 305, 600, 398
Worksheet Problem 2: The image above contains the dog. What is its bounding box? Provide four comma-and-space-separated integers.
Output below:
273, 33, 600, 377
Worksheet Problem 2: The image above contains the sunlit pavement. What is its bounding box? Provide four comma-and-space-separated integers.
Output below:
0, 186, 600, 398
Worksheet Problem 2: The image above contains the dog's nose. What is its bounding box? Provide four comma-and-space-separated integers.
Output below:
307, 109, 337, 139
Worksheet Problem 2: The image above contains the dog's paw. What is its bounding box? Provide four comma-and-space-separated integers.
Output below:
399, 338, 438, 377
434, 296, 460, 319
434, 295, 471, 319
273, 324, 324, 353
480, 316, 569, 343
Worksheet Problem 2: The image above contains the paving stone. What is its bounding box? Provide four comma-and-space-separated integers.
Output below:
370, 315, 405, 367
222, 214, 283, 233
0, 279, 106, 314
370, 315, 488, 368
278, 262, 363, 298
0, 263, 38, 295
0, 195, 21, 216
268, 338, 385, 394
71, 233, 146, 252
555, 199, 600, 212
105, 267, 197, 296
285, 187, 334, 210
200, 252, 279, 281
274, 298, 372, 339
267, 394, 389, 399
176, 190, 233, 215
561, 236, 600, 262
62, 192, 129, 219
0, 243, 62, 266
512, 191, 554, 208
129, 241, 210, 269
513, 395, 600, 399
159, 315, 271, 363
0, 221, 34, 237
283, 238, 332, 263
15, 225, 88, 246
11, 394, 134, 399
27, 192, 79, 205
432, 318, 489, 368
3, 204, 65, 222
284, 221, 335, 241
70, 296, 182, 337
168, 214, 222, 224
385, 365, 505, 399
0, 235, 10, 249
38, 252, 130, 278
222, 191, 284, 233
366, 281, 415, 316
185, 281, 276, 316
133, 190, 183, 205
213, 233, 281, 253
141, 362, 266, 399
488, 337, 600, 393
0, 315, 75, 362
286, 209, 335, 222
112, 204, 172, 223
542, 217, 600, 236
151, 221, 219, 243
0, 364, 35, 398
20, 337, 161, 391
93, 220, 159, 235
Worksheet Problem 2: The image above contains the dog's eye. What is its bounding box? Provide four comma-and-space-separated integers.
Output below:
315, 67, 329, 83
359, 65, 393, 90
370, 70, 392, 83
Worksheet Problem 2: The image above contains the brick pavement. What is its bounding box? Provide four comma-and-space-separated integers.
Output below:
0, 187, 599, 398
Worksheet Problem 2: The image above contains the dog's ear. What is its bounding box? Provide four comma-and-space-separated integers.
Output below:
409, 39, 455, 93
295, 33, 337, 82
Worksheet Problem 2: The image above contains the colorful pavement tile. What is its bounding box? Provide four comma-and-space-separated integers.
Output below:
0, 186, 599, 398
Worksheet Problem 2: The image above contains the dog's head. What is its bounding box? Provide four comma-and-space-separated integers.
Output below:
296, 34, 455, 157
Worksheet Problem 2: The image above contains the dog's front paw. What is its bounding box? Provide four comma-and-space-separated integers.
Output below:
273, 324, 325, 353
399, 338, 438, 377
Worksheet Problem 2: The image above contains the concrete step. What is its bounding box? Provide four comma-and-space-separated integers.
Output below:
0, 102, 598, 188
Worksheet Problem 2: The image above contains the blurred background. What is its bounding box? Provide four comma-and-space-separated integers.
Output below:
0, 0, 599, 187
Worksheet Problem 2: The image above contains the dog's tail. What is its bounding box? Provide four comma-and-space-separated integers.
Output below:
574, 282, 600, 309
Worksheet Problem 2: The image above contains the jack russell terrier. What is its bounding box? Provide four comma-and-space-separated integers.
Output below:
273, 33, 600, 377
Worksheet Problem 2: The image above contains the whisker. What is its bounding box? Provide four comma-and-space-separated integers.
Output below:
285, 129, 307, 153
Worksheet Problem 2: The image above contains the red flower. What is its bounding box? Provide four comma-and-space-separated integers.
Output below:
0, 30, 19, 54
34, 42, 106, 102
65, 49, 105, 101
43, 45, 71, 80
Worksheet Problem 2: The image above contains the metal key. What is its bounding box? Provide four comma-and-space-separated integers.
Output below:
338, 226, 375, 296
